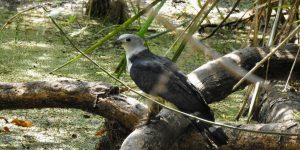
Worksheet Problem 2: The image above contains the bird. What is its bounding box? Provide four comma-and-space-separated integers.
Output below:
116, 34, 228, 147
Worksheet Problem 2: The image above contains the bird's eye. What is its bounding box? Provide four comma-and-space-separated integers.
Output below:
126, 38, 131, 42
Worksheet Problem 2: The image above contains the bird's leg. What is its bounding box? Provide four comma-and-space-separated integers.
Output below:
134, 101, 157, 128
147, 96, 179, 116
135, 95, 180, 128
134, 112, 151, 128
134, 96, 164, 128
147, 99, 162, 117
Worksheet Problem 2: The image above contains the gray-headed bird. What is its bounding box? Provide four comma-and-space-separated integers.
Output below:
116, 34, 228, 147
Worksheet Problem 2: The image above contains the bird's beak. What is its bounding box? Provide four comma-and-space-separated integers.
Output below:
114, 39, 122, 45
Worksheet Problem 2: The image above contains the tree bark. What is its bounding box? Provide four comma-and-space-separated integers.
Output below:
121, 108, 300, 150
86, 0, 129, 24
188, 44, 300, 103
0, 80, 149, 130
0, 45, 300, 149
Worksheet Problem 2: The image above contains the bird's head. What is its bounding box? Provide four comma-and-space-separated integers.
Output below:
115, 34, 145, 52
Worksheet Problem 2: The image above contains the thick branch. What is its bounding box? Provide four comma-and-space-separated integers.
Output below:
121, 45, 300, 149
121, 109, 191, 150
0, 80, 148, 130
257, 84, 300, 123
188, 44, 300, 103
0, 80, 111, 110
186, 121, 300, 150
121, 107, 300, 150
121, 85, 300, 149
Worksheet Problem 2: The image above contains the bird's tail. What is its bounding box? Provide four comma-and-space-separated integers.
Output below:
191, 120, 228, 147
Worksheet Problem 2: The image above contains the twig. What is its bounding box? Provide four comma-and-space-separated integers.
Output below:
201, 0, 241, 40
0, 5, 42, 33
283, 46, 300, 91
267, 0, 283, 47
261, 0, 272, 46
0, 117, 9, 123
274, 0, 299, 44
171, 0, 219, 61
146, 19, 191, 40
235, 85, 254, 121
164, 0, 211, 56
251, 1, 260, 46
246, 82, 261, 123
215, 4, 225, 20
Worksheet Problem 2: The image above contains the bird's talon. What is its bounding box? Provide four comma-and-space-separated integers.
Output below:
134, 120, 149, 128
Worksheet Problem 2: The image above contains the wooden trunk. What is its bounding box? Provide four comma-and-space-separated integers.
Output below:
86, 0, 129, 24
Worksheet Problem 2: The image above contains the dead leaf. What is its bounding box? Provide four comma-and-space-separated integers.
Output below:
0, 126, 10, 132
11, 119, 32, 127
3, 126, 10, 132
95, 128, 107, 137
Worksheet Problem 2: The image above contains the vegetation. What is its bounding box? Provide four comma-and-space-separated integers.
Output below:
0, 0, 299, 149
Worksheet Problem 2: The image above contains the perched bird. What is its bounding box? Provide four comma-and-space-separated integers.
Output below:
116, 34, 228, 147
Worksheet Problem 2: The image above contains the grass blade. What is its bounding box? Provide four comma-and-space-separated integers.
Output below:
50, 0, 162, 73
171, 0, 219, 62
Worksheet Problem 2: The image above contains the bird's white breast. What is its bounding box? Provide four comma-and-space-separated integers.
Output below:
126, 57, 132, 72
125, 47, 145, 72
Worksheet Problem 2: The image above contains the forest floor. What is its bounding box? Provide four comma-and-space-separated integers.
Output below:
0, 0, 251, 149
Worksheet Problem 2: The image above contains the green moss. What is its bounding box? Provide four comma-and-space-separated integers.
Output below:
294, 112, 300, 121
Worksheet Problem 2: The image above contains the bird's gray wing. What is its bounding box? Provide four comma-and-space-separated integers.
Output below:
130, 60, 214, 121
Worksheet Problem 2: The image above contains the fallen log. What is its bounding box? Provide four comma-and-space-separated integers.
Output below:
121, 89, 300, 150
188, 44, 300, 103
0, 45, 299, 149
2, 79, 299, 149
0, 80, 149, 130
121, 45, 300, 149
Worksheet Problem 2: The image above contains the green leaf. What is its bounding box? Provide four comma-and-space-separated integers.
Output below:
272, 4, 291, 9
294, 20, 300, 23
67, 15, 78, 23
171, 0, 219, 62
137, 0, 167, 37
